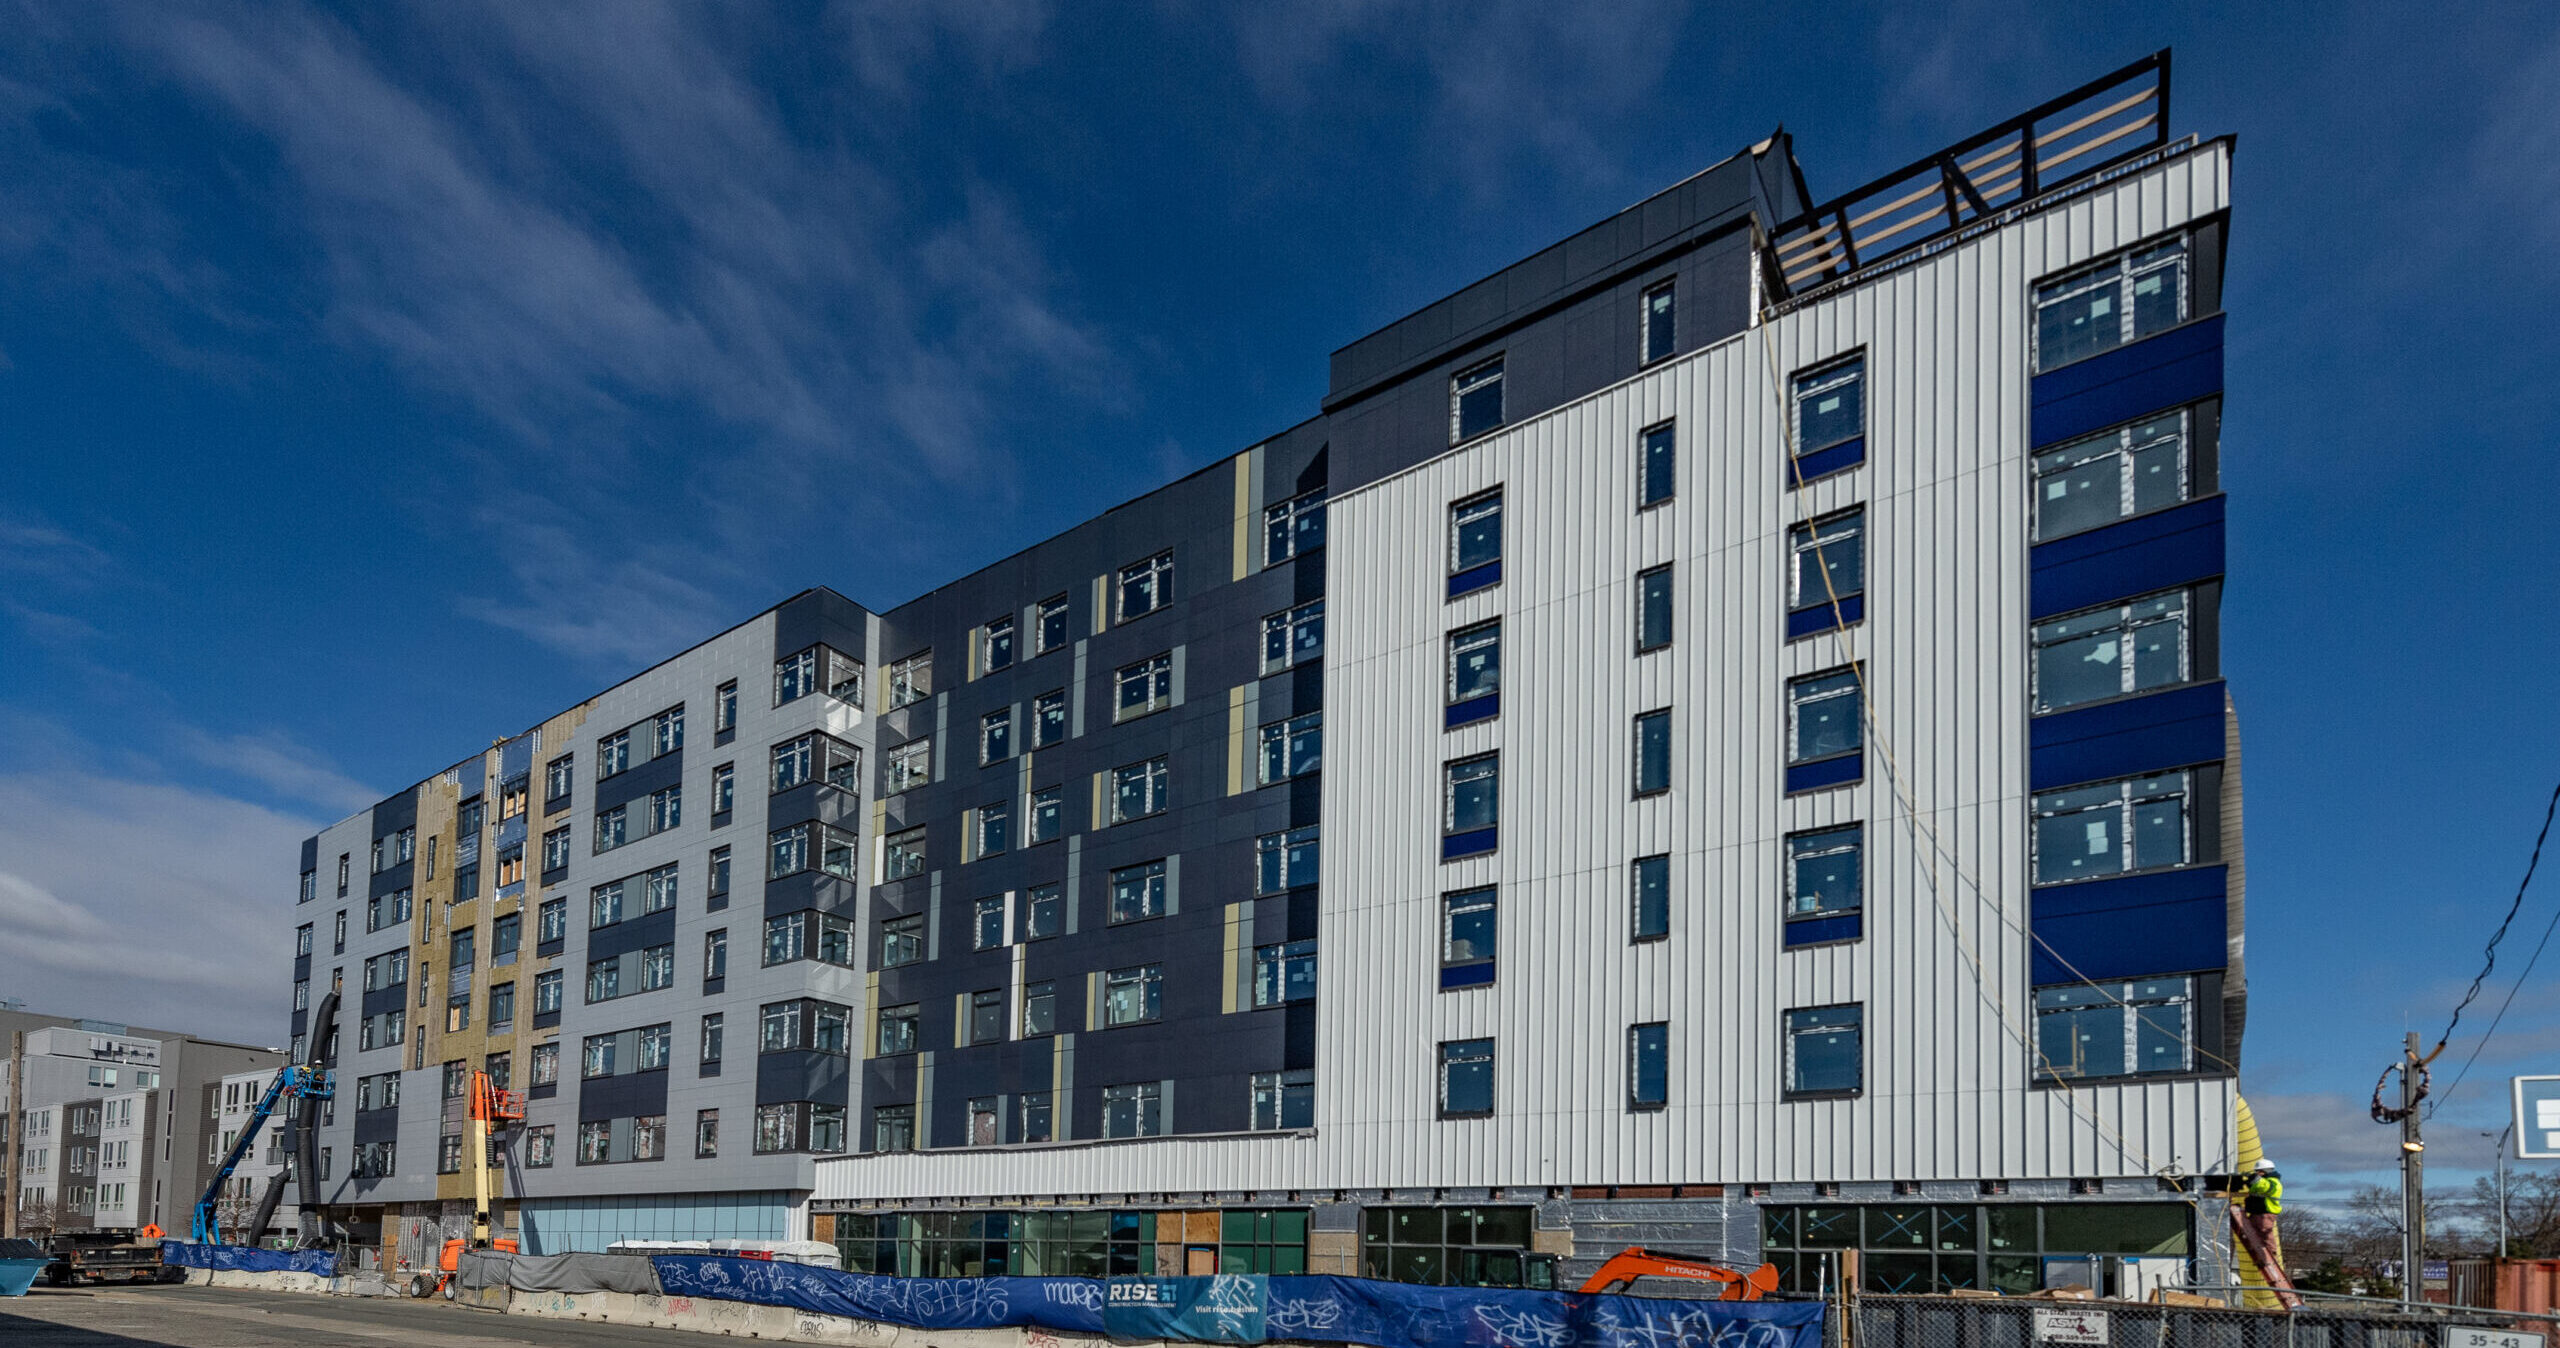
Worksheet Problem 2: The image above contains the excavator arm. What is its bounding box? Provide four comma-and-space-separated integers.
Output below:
1579, 1247, 1782, 1299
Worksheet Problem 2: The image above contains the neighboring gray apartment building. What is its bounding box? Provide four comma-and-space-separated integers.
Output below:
286, 55, 2253, 1295
2, 1009, 283, 1240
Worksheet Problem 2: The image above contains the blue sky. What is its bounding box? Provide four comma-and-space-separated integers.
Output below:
1, 2, 2555, 1210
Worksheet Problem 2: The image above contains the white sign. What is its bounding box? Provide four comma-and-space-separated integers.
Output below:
2035, 1308, 2110, 1345
2447, 1329, 2545, 1348
2514, 1076, 2560, 1160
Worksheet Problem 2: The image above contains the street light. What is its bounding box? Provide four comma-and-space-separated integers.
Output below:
2483, 1125, 2513, 1258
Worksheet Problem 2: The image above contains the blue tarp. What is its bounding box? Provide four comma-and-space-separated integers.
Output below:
650, 1258, 1827, 1348
161, 1242, 341, 1276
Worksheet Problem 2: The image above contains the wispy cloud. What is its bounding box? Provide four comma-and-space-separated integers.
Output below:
172, 727, 381, 818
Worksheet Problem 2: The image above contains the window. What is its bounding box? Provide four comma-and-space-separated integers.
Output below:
880, 914, 924, 968
577, 1120, 611, 1163
1630, 855, 1670, 941
637, 1023, 672, 1071
1109, 861, 1167, 924
883, 826, 926, 881
1112, 757, 1169, 823
1022, 980, 1056, 1036
494, 845, 524, 888
973, 896, 1005, 951
1631, 276, 1674, 361
704, 928, 727, 980
1632, 709, 1671, 795
1022, 884, 1062, 941
1792, 356, 1864, 456
594, 805, 628, 853
1639, 422, 1676, 507
1447, 620, 1499, 708
639, 945, 682, 994
708, 846, 731, 905
1784, 1005, 1864, 1096
590, 880, 625, 929
1629, 1023, 1669, 1109
537, 897, 566, 945
827, 649, 863, 701
545, 755, 573, 803
1102, 1082, 1163, 1138
763, 913, 806, 966
978, 800, 1011, 855
488, 981, 515, 1029
1259, 712, 1321, 784
1036, 595, 1071, 655
1251, 1069, 1315, 1130
968, 989, 1005, 1045
1256, 826, 1318, 894
754, 1103, 794, 1153
365, 887, 413, 933
768, 823, 807, 878
871, 1105, 915, 1153
982, 615, 1016, 674
585, 957, 622, 1003
817, 912, 854, 966
1115, 653, 1172, 721
876, 1003, 919, 1056
1253, 940, 1317, 1006
2036, 410, 2189, 540
2036, 237, 2188, 370
647, 785, 681, 834
530, 1041, 559, 1085
1028, 785, 1063, 845
968, 1096, 1000, 1146
1789, 511, 1866, 617
2033, 591, 2189, 712
1439, 1039, 1494, 1117
581, 1034, 618, 1079
777, 647, 819, 705
712, 763, 734, 816
2032, 772, 2194, 885
696, 1108, 719, 1158
1266, 488, 1328, 563
1263, 599, 1324, 671
1787, 826, 1862, 924
2035, 978, 2194, 1080
884, 737, 931, 795
499, 779, 528, 819
1103, 965, 1163, 1026
1451, 358, 1504, 442
1032, 689, 1067, 748
541, 826, 570, 873
1788, 669, 1861, 764
642, 863, 678, 914
715, 680, 738, 734
1443, 887, 1495, 972
599, 730, 631, 779
771, 735, 811, 791
979, 708, 1013, 765
653, 706, 685, 756
295, 923, 314, 956
1445, 755, 1498, 834
1450, 491, 1502, 573
1117, 550, 1175, 621
1634, 565, 1673, 652
760, 1001, 802, 1052
534, 970, 563, 1015
700, 1013, 724, 1065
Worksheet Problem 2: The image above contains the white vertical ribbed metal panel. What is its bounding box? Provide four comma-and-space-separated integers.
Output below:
814, 142, 2235, 1204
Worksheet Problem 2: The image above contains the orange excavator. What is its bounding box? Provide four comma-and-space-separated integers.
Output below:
1579, 1248, 1783, 1299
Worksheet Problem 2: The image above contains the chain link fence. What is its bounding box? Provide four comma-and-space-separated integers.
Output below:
1842, 1291, 2560, 1348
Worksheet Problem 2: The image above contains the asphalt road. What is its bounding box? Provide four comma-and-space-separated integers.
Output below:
0, 1282, 731, 1346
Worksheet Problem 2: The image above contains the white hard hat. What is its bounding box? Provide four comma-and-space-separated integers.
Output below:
2253, 1158, 2277, 1171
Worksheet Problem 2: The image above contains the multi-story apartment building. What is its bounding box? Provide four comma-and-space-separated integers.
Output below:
2, 1014, 282, 1240
203, 1068, 305, 1245
286, 55, 2248, 1295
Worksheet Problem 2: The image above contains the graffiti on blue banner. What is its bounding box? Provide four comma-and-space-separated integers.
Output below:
650, 1256, 1827, 1348
160, 1243, 341, 1276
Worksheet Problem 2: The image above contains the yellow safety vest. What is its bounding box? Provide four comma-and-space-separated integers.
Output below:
2246, 1174, 2283, 1215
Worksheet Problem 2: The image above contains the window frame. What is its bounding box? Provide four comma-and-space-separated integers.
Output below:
1628, 1022, 1669, 1111
1107, 860, 1167, 926
1630, 854, 1670, 943
1262, 598, 1325, 673
1265, 488, 1328, 566
2032, 408, 2195, 542
1635, 564, 1674, 653
1788, 508, 1867, 612
2033, 976, 2197, 1082
981, 614, 1016, 675
1441, 886, 1496, 975
1116, 550, 1175, 623
1785, 825, 1864, 923
1641, 279, 1677, 365
1787, 667, 1863, 766
882, 826, 926, 883
979, 707, 1014, 765
1783, 1004, 1865, 1099
884, 650, 932, 710
1035, 595, 1071, 656
1448, 489, 1503, 575
1114, 652, 1173, 722
1032, 688, 1068, 748
1790, 353, 1866, 458
1444, 753, 1499, 836
1638, 421, 1676, 509
1632, 707, 1672, 797
1257, 711, 1322, 785
2030, 770, 2197, 887
2032, 234, 2191, 373
1102, 964, 1164, 1027
1437, 1038, 1495, 1119
883, 737, 931, 796
2030, 589, 2192, 714
1110, 756, 1170, 824
1450, 356, 1505, 444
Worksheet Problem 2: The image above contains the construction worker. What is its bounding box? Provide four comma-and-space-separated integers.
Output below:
2243, 1158, 2285, 1264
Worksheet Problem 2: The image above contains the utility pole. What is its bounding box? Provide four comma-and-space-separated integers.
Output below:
2401, 1031, 2425, 1312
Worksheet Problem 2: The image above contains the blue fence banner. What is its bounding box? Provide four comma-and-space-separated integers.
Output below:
160, 1242, 341, 1276
1106, 1275, 1268, 1342
651, 1256, 1825, 1348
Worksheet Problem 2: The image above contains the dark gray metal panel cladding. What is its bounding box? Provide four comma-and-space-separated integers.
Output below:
586, 907, 677, 962
773, 588, 873, 659
577, 1069, 671, 1123
757, 1049, 851, 1107
592, 747, 683, 813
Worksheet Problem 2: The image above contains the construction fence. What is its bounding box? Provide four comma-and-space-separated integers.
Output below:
1847, 1293, 2560, 1348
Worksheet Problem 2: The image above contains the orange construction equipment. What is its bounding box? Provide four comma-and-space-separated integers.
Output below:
1579, 1247, 1783, 1299
463, 1071, 523, 1249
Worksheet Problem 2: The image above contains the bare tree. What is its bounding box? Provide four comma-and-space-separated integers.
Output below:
2465, 1171, 2560, 1258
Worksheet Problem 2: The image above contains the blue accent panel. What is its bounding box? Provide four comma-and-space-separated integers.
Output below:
495, 812, 528, 851
1447, 560, 1501, 599
1785, 593, 1865, 641
1439, 962, 1495, 990
1785, 754, 1862, 794
2029, 495, 2224, 619
1788, 437, 1864, 485
1442, 827, 1497, 860
2031, 682, 2226, 789
497, 880, 526, 904
1445, 693, 1499, 729
2030, 865, 2227, 983
1784, 913, 1862, 947
498, 733, 535, 783
2031, 314, 2224, 447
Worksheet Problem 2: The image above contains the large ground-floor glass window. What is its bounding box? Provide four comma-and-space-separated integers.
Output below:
1360, 1205, 1554, 1288
830, 1208, 1309, 1279
1761, 1202, 2191, 1294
